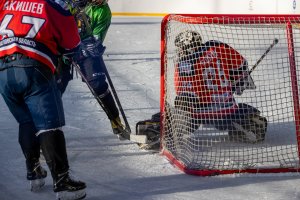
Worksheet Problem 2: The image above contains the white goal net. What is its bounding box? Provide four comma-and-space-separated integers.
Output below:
161, 14, 300, 175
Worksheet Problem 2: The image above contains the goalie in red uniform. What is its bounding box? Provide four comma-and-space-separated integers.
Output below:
173, 30, 267, 143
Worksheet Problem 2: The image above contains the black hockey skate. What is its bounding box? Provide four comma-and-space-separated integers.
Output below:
54, 172, 86, 200
27, 162, 47, 192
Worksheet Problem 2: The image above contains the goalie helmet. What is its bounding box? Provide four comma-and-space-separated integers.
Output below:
174, 30, 203, 54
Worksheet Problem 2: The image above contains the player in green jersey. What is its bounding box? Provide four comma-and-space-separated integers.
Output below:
57, 0, 126, 139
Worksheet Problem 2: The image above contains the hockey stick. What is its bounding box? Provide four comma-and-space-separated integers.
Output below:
249, 38, 279, 74
66, 3, 146, 143
72, 62, 147, 143
68, 3, 135, 138
100, 60, 132, 133
76, 3, 130, 132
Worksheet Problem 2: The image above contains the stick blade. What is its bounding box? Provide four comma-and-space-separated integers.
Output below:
129, 134, 148, 143
119, 129, 148, 143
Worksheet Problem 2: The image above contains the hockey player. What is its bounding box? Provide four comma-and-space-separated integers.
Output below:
56, 0, 127, 139
0, 0, 86, 199
172, 30, 268, 143
137, 31, 268, 151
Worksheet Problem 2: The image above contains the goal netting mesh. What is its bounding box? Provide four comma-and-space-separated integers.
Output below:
161, 14, 300, 175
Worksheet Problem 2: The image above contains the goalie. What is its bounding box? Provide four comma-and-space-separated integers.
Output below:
137, 30, 268, 149
172, 30, 268, 143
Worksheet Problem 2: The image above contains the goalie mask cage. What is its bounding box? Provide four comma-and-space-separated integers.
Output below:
160, 14, 300, 176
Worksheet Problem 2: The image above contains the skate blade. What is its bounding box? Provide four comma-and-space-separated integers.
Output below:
30, 178, 45, 192
56, 189, 86, 200
128, 134, 147, 143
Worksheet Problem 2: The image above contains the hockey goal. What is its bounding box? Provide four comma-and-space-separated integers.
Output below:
160, 14, 300, 176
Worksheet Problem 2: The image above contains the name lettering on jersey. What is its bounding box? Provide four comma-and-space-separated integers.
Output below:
3, 1, 44, 15
211, 93, 231, 102
199, 50, 218, 65
178, 61, 193, 75
0, 37, 36, 48
181, 81, 193, 90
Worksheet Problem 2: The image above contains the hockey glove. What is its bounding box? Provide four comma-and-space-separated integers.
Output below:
80, 37, 102, 58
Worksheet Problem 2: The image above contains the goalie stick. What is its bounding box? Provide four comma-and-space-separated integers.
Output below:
249, 38, 279, 74
72, 62, 147, 144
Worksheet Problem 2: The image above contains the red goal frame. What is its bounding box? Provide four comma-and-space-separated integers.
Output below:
160, 14, 300, 176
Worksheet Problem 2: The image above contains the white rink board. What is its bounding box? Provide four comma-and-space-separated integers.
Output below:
109, 0, 300, 14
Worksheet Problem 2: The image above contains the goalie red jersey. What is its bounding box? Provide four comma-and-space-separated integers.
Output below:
175, 41, 253, 118
0, 0, 80, 72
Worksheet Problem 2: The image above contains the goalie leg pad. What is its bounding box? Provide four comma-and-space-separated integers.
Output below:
136, 120, 160, 141
136, 119, 160, 151
228, 115, 267, 143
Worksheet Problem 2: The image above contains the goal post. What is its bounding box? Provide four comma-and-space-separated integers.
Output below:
160, 14, 300, 176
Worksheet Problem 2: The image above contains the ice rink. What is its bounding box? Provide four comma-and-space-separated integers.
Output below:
1, 16, 300, 200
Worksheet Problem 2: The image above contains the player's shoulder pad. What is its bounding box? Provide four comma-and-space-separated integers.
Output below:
205, 40, 232, 49
195, 40, 231, 57
46, 0, 73, 16
195, 41, 217, 56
